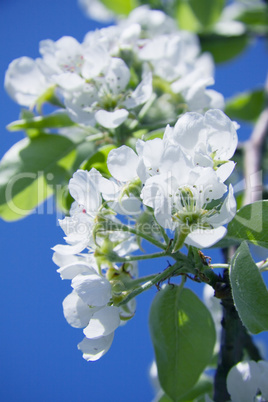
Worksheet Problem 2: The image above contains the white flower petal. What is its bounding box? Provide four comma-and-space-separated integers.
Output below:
71, 273, 112, 306
63, 291, 96, 328
108, 145, 139, 181
167, 112, 204, 149
4, 57, 49, 106
52, 252, 81, 268
185, 226, 227, 249
57, 262, 96, 280
208, 185, 236, 226
69, 169, 102, 212
54, 72, 84, 89
205, 109, 238, 161
227, 361, 261, 402
123, 72, 152, 109
78, 333, 114, 361
216, 161, 236, 182
105, 58, 130, 93
52, 240, 89, 255
83, 306, 120, 338
258, 360, 268, 400
95, 109, 129, 128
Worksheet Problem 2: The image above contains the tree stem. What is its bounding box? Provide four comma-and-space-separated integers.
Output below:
213, 269, 263, 401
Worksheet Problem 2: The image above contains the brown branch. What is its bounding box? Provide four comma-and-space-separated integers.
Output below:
213, 80, 268, 401
243, 80, 268, 205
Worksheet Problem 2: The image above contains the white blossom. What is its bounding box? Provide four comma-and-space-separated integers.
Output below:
83, 305, 121, 338
62, 290, 98, 328
142, 163, 236, 248
64, 58, 152, 128
227, 360, 268, 402
203, 284, 222, 353
78, 334, 114, 361
119, 5, 177, 37
163, 109, 238, 167
78, 0, 114, 22
71, 272, 112, 306
4, 57, 50, 107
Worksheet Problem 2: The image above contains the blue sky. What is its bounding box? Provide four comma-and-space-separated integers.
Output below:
0, 1, 267, 401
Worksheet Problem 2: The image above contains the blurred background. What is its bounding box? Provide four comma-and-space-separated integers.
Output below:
0, 0, 267, 401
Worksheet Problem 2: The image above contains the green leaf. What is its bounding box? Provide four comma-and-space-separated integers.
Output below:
176, 374, 213, 401
7, 112, 75, 133
225, 89, 265, 122
0, 134, 77, 221
35, 85, 64, 112
235, 4, 268, 34
227, 201, 268, 249
176, 0, 224, 30
159, 394, 172, 402
81, 144, 116, 176
100, 0, 138, 16
230, 241, 268, 334
175, 2, 201, 32
149, 285, 216, 401
200, 34, 249, 63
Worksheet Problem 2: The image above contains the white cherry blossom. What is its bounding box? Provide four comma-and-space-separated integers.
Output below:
83, 305, 121, 338
138, 33, 198, 82
163, 109, 238, 167
141, 159, 236, 249
227, 360, 268, 402
4, 57, 50, 107
119, 5, 177, 37
64, 58, 152, 128
78, 334, 114, 361
52, 169, 109, 255
53, 254, 98, 280
62, 291, 98, 328
78, 0, 114, 22
71, 272, 112, 307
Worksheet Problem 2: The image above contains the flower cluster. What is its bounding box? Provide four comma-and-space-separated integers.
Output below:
53, 108, 237, 360
53, 168, 138, 360
107, 108, 238, 250
5, 6, 223, 131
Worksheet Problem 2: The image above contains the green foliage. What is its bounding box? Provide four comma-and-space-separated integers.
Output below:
225, 89, 265, 123
7, 112, 75, 136
0, 134, 76, 220
100, 0, 138, 16
35, 85, 64, 113
175, 0, 225, 32
175, 1, 200, 32
230, 242, 268, 334
227, 201, 268, 249
200, 33, 249, 63
235, 3, 268, 35
149, 285, 215, 401
81, 144, 116, 177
